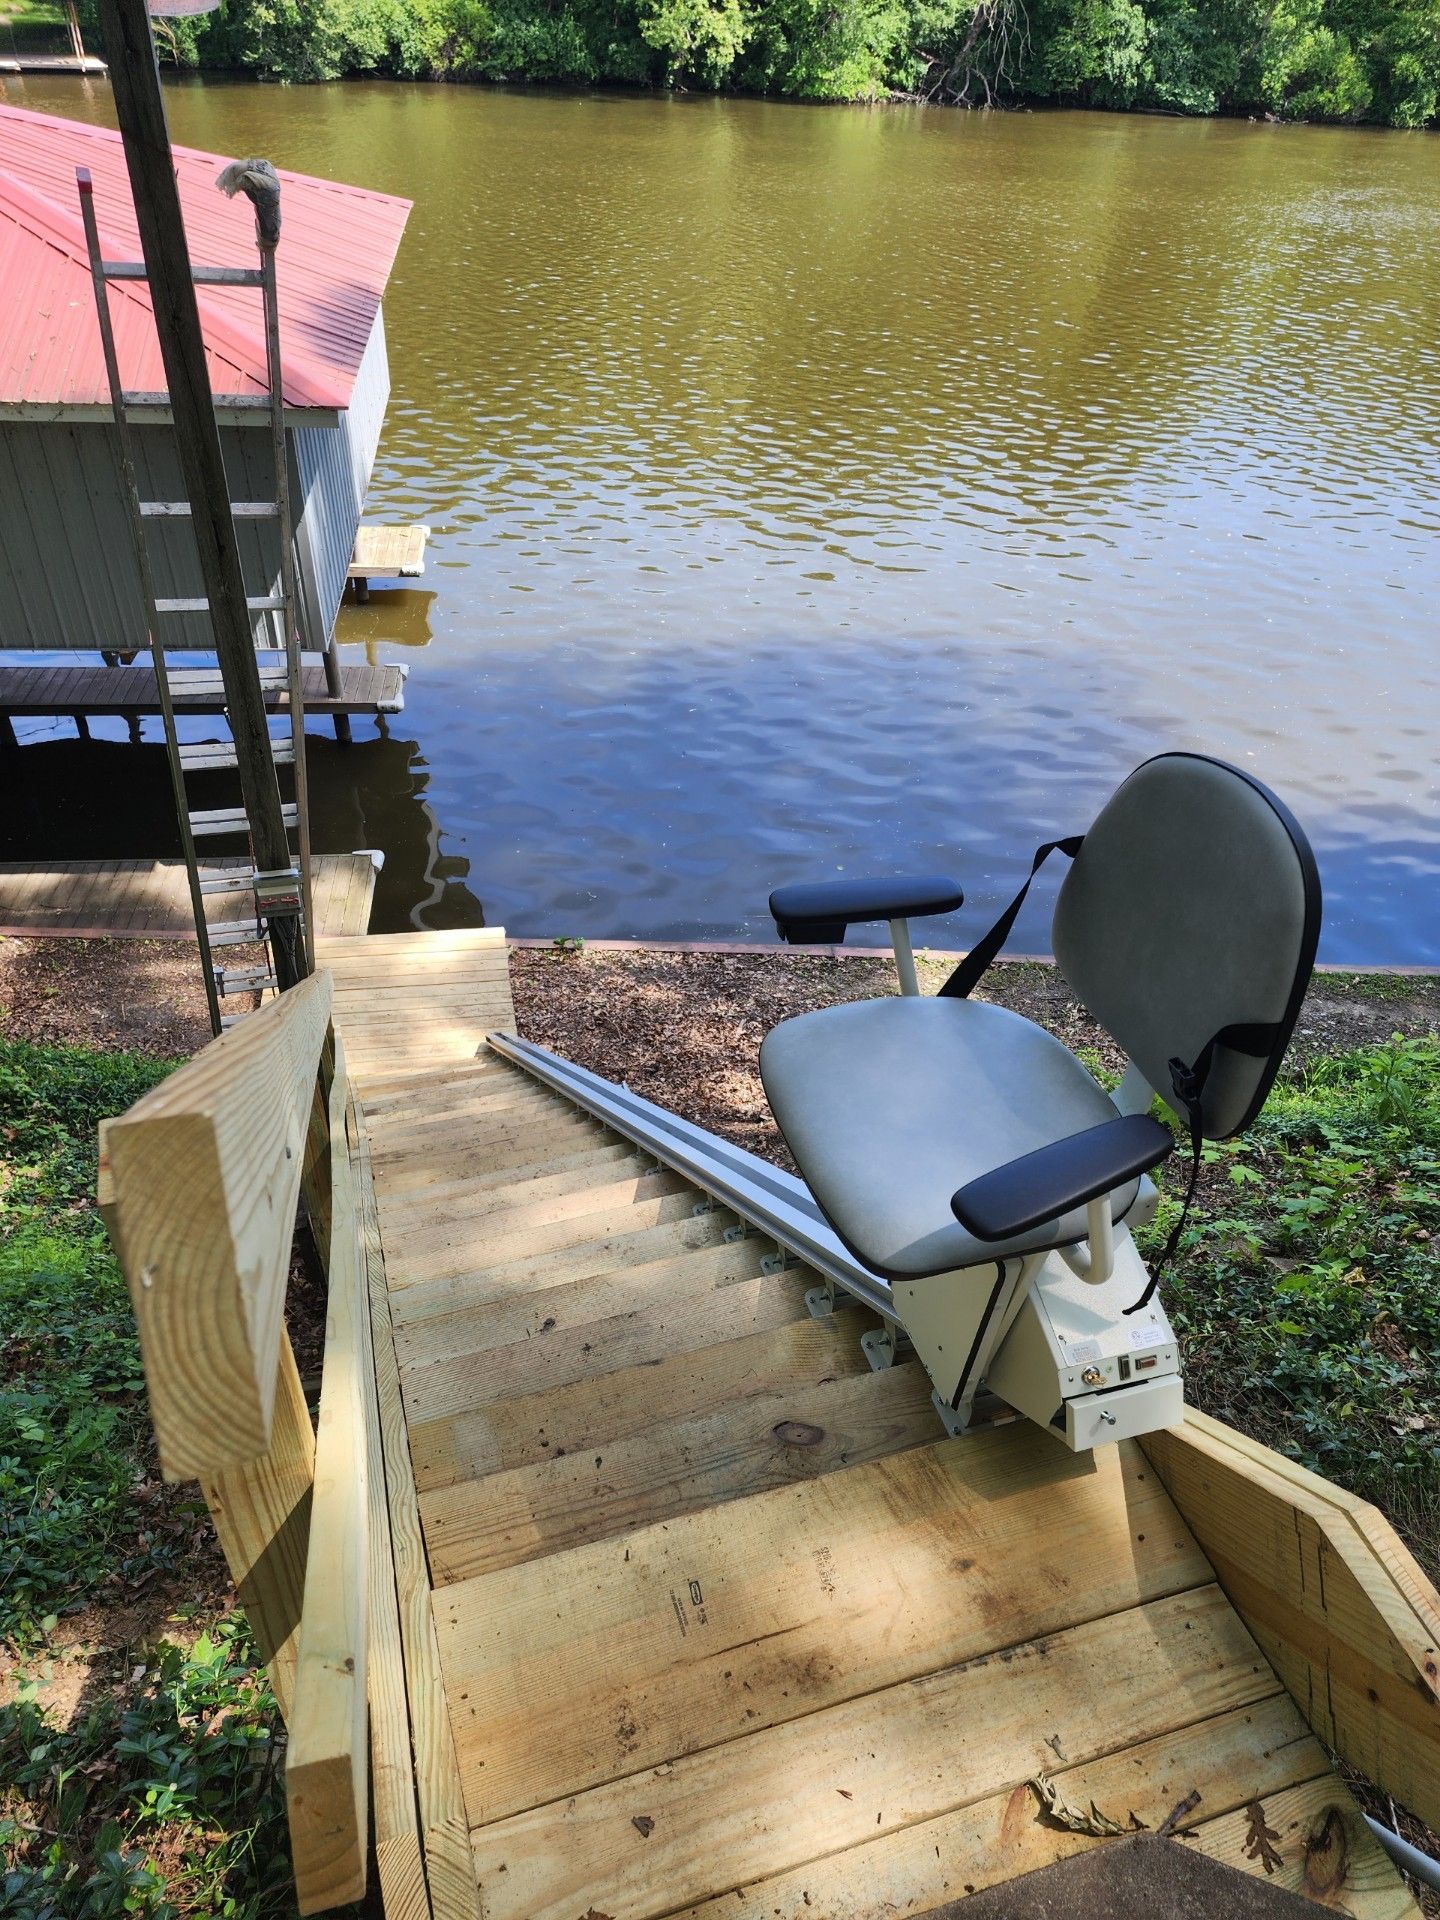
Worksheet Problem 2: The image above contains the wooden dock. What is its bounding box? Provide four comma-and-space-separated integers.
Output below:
0, 855, 378, 940
0, 661, 407, 725
311, 927, 1422, 1920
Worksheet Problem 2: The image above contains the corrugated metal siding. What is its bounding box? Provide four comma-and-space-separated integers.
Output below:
0, 419, 304, 653
291, 310, 391, 647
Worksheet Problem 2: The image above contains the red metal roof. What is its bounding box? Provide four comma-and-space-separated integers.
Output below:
0, 105, 411, 413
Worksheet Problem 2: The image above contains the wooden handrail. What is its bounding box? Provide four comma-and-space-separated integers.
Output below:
99, 970, 334, 1480
99, 972, 370, 1911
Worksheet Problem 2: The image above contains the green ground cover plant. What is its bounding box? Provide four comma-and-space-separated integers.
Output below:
96, 0, 1440, 125
0, 1040, 299, 1919
1147, 1033, 1440, 1554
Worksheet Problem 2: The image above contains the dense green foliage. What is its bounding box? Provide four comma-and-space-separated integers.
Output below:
121, 0, 1440, 123
1140, 1034, 1440, 1544
0, 1040, 300, 1917
1, 1624, 293, 1920
0, 1043, 179, 1642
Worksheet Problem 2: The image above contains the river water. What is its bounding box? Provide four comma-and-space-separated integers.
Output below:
9, 78, 1440, 962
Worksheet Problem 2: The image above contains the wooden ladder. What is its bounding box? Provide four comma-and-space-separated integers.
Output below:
77, 164, 314, 1034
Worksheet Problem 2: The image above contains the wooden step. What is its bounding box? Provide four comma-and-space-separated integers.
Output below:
378, 1144, 645, 1219
369, 1130, 625, 1201
388, 1171, 697, 1276
462, 1590, 1294, 1920
392, 1233, 770, 1365
434, 1427, 1212, 1824
385, 1209, 748, 1313
377, 1150, 656, 1231
407, 1310, 880, 1493
401, 1266, 812, 1430
421, 1356, 942, 1585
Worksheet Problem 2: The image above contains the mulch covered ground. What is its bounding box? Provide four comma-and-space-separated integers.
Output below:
509, 944, 1440, 1167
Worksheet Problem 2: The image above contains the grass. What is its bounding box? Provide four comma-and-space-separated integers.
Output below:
0, 1040, 300, 1919
0, 1019, 1436, 1912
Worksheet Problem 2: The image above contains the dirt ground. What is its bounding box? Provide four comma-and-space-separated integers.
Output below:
3, 933, 1434, 1127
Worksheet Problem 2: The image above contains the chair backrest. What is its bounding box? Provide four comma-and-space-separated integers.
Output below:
1051, 753, 1321, 1139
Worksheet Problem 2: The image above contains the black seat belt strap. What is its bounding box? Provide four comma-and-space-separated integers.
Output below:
1123, 1021, 1280, 1315
939, 835, 1084, 1000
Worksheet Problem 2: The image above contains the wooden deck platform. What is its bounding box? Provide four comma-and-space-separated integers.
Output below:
0, 855, 378, 940
0, 660, 407, 722
319, 928, 1421, 1920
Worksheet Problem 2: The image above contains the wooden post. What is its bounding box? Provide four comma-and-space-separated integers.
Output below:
201, 1336, 315, 1721
94, 0, 304, 990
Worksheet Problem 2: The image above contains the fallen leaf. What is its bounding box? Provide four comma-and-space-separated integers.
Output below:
1244, 1800, 1284, 1874
1029, 1775, 1134, 1836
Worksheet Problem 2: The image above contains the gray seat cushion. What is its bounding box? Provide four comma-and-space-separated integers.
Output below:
760, 995, 1138, 1280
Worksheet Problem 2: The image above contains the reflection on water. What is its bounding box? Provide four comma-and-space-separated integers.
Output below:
0, 730, 486, 934
7, 78, 1439, 962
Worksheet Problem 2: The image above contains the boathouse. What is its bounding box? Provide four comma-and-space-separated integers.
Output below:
0, 105, 411, 660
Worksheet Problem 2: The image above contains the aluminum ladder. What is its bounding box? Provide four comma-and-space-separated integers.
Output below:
77, 164, 313, 1035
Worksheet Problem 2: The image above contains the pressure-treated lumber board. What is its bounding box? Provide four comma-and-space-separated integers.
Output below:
320, 929, 514, 1090
466, 1587, 1278, 1920
363, 1082, 578, 1144
401, 1267, 812, 1428
99, 971, 334, 1479
1144, 1408, 1440, 1834
1174, 1776, 1417, 1917
351, 1100, 428, 1920
286, 1039, 370, 1914
199, 1337, 315, 1722
435, 1427, 1211, 1821
377, 1150, 654, 1231
354, 1089, 484, 1920
393, 1234, 773, 1365
385, 1186, 708, 1293
385, 1207, 749, 1307
409, 1308, 878, 1492
390, 1168, 691, 1261
655, 1696, 1408, 1920
422, 1357, 943, 1584
370, 1138, 628, 1204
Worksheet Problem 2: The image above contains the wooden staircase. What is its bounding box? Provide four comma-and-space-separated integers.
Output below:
321, 929, 1418, 1920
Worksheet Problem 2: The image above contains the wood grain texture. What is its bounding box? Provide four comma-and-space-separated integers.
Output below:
0, 856, 376, 940
286, 1038, 370, 1914
435, 1428, 1211, 1822
421, 1359, 944, 1585
199, 1337, 314, 1722
354, 1085, 484, 1920
99, 971, 333, 1479
1144, 1408, 1440, 1832
466, 1587, 1277, 1920
351, 1098, 428, 1920
664, 1698, 1413, 1920
408, 1308, 878, 1493
392, 1234, 772, 1365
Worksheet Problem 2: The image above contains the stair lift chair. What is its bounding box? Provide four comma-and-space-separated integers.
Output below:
760, 753, 1322, 1448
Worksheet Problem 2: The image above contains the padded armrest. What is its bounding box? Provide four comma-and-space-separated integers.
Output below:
951, 1114, 1173, 1242
769, 873, 965, 946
